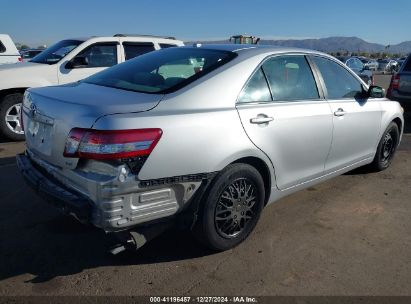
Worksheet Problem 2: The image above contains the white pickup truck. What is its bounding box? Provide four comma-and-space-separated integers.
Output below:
0, 34, 21, 65
0, 34, 183, 140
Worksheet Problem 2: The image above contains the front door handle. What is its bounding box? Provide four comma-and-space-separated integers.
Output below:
334, 108, 347, 117
250, 115, 274, 124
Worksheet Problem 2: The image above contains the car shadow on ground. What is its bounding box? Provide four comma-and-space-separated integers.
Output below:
0, 209, 214, 284
0, 148, 214, 283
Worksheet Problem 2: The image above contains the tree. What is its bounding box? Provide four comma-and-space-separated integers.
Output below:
15, 43, 30, 50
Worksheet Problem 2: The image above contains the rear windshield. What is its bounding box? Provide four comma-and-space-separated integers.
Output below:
84, 47, 237, 94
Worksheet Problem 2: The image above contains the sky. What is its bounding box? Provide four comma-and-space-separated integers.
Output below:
1, 0, 410, 47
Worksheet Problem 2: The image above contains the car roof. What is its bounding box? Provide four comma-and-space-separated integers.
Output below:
182, 44, 328, 57
67, 35, 181, 42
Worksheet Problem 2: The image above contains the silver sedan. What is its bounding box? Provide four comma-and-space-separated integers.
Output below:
17, 45, 404, 252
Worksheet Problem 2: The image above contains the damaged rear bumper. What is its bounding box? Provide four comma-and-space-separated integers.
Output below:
16, 152, 92, 222
16, 151, 215, 232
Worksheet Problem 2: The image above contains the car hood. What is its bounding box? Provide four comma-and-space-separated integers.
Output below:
0, 61, 44, 71
0, 61, 56, 89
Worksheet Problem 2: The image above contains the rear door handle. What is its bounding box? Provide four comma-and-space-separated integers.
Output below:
250, 116, 274, 124
334, 108, 347, 117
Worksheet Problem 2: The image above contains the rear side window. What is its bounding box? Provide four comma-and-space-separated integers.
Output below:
123, 42, 155, 60
403, 56, 411, 72
238, 68, 271, 103
84, 47, 236, 94
312, 56, 363, 99
262, 55, 319, 101
0, 41, 5, 53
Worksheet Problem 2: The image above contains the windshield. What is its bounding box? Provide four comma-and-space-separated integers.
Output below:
84, 47, 237, 94
30, 39, 83, 64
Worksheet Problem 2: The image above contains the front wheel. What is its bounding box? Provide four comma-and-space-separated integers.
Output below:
369, 122, 400, 171
193, 163, 265, 251
0, 93, 25, 141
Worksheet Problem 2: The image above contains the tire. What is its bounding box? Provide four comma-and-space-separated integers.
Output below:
369, 122, 400, 172
193, 163, 265, 251
0, 93, 25, 141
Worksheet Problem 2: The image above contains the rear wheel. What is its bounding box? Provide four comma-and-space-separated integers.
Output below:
369, 122, 399, 171
0, 93, 25, 141
193, 164, 265, 251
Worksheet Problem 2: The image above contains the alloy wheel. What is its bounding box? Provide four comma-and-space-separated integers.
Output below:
5, 103, 23, 135
214, 178, 258, 238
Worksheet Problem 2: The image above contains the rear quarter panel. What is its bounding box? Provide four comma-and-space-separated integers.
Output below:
92, 52, 276, 182
93, 106, 274, 182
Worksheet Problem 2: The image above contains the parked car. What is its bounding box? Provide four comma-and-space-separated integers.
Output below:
20, 49, 43, 62
0, 34, 183, 140
378, 58, 390, 71
17, 45, 403, 252
336, 56, 373, 85
364, 59, 378, 71
0, 34, 21, 65
385, 60, 400, 74
387, 53, 411, 110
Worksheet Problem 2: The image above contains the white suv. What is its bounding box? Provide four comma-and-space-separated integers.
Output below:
0, 34, 183, 140
0, 34, 21, 65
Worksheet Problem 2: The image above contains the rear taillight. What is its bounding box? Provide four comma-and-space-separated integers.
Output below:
63, 128, 162, 160
18, 57, 22, 62
391, 74, 400, 90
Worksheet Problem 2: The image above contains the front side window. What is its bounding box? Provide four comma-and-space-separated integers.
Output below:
262, 55, 319, 101
312, 56, 363, 99
238, 68, 271, 103
84, 47, 236, 94
123, 42, 155, 60
30, 39, 82, 64
75, 43, 117, 68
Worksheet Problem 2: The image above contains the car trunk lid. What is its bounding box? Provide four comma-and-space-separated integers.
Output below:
23, 82, 163, 169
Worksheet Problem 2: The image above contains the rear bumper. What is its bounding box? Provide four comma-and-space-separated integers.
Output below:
17, 151, 211, 232
16, 153, 92, 222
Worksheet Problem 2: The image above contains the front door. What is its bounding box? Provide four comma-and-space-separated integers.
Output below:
310, 56, 382, 172
58, 42, 120, 84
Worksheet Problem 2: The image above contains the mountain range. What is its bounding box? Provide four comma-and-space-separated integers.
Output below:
189, 36, 411, 54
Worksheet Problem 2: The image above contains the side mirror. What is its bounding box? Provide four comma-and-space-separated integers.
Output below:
368, 85, 385, 98
66, 56, 88, 69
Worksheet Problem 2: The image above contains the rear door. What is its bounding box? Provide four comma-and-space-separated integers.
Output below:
310, 56, 382, 172
236, 54, 333, 190
121, 42, 156, 61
